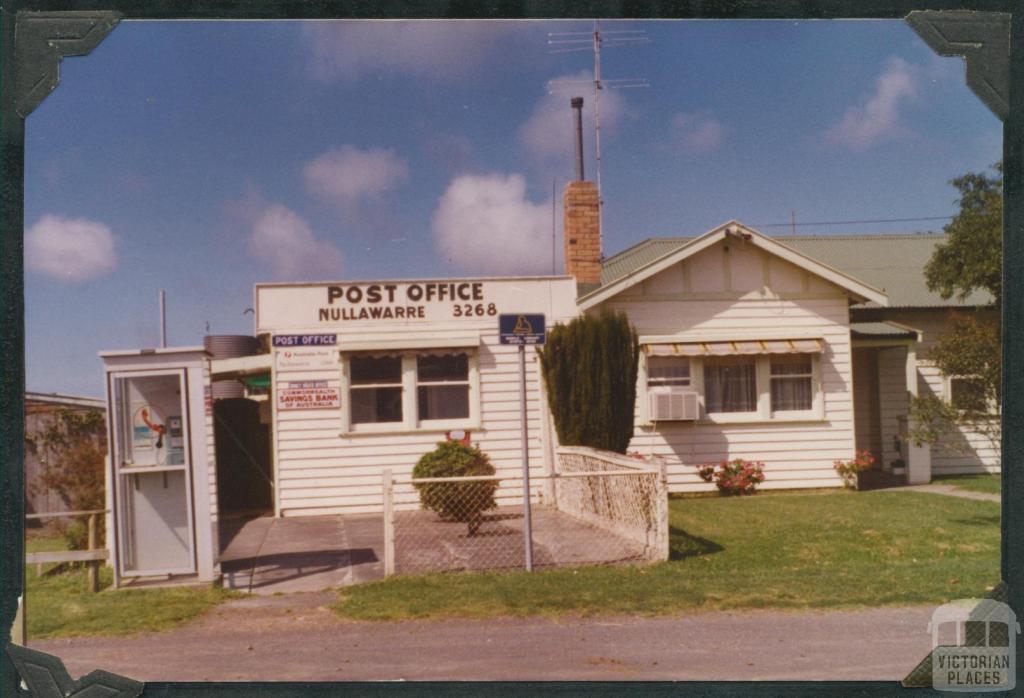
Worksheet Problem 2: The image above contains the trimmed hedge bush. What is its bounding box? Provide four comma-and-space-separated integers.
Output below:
413, 441, 498, 535
538, 308, 640, 454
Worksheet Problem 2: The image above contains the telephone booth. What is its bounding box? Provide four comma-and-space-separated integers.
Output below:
101, 347, 218, 587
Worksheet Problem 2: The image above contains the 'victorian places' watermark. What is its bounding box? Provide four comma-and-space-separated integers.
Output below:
929, 598, 1019, 691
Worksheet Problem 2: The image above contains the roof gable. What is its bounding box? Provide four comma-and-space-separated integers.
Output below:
580, 221, 888, 311
599, 231, 995, 309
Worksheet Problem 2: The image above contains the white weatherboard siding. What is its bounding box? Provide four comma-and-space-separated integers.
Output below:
595, 241, 856, 493
882, 310, 1001, 474
261, 277, 578, 516
275, 343, 549, 515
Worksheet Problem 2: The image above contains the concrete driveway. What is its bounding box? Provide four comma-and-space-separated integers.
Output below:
32, 593, 935, 681
217, 506, 649, 593
218, 513, 385, 593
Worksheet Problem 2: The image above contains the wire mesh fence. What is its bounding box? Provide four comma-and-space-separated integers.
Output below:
382, 446, 668, 577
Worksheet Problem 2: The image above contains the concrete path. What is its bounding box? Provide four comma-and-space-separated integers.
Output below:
32, 594, 935, 682
219, 514, 384, 593
217, 507, 648, 593
903, 483, 1000, 503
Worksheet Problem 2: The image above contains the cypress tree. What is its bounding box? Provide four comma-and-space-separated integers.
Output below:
538, 308, 639, 454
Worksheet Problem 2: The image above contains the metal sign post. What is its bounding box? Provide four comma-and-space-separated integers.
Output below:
499, 314, 546, 572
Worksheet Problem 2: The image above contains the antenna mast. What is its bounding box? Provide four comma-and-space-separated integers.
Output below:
548, 22, 649, 251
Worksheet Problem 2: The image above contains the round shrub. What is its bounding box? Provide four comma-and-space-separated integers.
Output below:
413, 441, 498, 532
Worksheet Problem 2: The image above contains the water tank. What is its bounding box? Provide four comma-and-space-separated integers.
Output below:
205, 335, 259, 399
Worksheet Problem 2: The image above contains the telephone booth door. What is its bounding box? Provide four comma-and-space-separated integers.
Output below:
109, 369, 197, 576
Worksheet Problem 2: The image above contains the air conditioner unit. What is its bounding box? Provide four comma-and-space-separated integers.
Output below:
649, 389, 700, 421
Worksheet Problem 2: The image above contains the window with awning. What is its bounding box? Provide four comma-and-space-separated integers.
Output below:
639, 337, 825, 422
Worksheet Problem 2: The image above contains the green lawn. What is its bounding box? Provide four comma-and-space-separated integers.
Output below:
25, 537, 236, 640
335, 490, 1000, 621
934, 473, 1001, 495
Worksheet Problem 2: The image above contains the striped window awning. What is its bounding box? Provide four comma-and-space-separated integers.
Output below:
644, 338, 822, 357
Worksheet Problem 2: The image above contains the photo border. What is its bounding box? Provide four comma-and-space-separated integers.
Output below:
1, 1, 1019, 694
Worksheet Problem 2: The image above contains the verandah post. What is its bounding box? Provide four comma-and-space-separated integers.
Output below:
382, 469, 395, 577
87, 512, 98, 592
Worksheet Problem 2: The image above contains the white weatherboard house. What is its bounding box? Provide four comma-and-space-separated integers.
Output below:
560, 177, 998, 491
249, 277, 578, 517
99, 174, 998, 586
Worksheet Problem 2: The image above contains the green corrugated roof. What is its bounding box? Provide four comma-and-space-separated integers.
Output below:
599, 233, 994, 308
850, 321, 917, 338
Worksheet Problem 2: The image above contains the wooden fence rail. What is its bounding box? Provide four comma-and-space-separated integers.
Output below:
25, 509, 109, 592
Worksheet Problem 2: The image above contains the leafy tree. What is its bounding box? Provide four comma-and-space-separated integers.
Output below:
538, 308, 640, 454
30, 408, 107, 549
909, 164, 1001, 457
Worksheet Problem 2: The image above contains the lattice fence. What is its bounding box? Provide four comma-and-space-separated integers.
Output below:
382, 447, 668, 577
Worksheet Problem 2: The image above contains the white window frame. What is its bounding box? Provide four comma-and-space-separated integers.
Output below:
646, 355, 692, 388
416, 353, 475, 426
943, 374, 1000, 415
768, 354, 818, 417
341, 350, 480, 435
639, 348, 825, 425
345, 355, 404, 430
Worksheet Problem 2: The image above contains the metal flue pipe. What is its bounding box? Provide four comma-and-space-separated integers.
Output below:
571, 96, 585, 181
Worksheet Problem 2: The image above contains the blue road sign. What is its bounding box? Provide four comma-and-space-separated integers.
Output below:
499, 314, 546, 345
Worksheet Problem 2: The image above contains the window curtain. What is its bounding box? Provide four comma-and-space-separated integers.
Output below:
770, 376, 812, 411
704, 360, 757, 412
770, 356, 813, 411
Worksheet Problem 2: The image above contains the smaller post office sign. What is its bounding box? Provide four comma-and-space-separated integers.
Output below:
277, 380, 341, 410
272, 334, 337, 347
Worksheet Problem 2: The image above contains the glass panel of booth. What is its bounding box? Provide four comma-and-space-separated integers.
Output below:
108, 368, 196, 576
112, 370, 190, 468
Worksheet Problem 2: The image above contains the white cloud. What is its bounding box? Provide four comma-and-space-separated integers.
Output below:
670, 111, 725, 153
824, 57, 919, 151
303, 145, 409, 205
519, 72, 628, 163
432, 173, 554, 275
303, 21, 511, 83
248, 203, 343, 278
25, 214, 116, 282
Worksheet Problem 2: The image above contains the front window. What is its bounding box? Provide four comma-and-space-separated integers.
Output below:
770, 354, 814, 411
647, 356, 691, 387
949, 376, 988, 412
704, 357, 757, 413
350, 356, 403, 424
417, 354, 470, 420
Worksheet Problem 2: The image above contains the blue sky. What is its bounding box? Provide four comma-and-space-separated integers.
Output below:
24, 19, 1002, 396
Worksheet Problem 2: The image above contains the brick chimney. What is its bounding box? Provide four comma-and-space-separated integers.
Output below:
563, 181, 602, 285
562, 96, 602, 286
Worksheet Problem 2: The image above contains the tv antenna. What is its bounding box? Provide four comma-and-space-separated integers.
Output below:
547, 22, 650, 240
